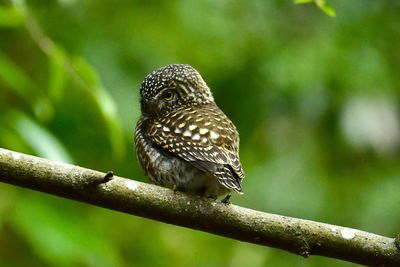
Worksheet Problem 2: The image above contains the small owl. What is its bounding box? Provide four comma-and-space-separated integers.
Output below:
135, 64, 244, 199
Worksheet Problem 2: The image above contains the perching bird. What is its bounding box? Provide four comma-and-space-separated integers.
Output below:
134, 64, 244, 199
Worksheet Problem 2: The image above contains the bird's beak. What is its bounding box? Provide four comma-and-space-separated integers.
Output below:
141, 97, 158, 117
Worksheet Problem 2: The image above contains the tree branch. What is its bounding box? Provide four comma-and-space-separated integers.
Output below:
0, 148, 399, 266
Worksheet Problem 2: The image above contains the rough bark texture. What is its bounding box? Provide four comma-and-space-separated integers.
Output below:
0, 148, 399, 266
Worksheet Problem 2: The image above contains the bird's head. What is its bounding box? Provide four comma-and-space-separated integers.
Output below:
139, 64, 214, 117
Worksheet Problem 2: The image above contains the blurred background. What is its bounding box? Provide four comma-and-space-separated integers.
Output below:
0, 0, 399, 266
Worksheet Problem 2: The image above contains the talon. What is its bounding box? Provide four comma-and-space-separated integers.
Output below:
221, 194, 231, 204
102, 171, 114, 183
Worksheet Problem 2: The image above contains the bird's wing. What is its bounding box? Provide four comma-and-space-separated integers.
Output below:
145, 104, 244, 191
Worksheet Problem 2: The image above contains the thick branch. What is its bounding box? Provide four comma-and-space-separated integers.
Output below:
0, 148, 399, 266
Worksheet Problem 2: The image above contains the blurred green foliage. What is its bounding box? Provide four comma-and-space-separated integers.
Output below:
0, 1, 399, 266
295, 0, 336, 17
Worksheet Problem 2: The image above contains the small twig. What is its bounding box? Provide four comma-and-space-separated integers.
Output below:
102, 171, 114, 183
0, 148, 399, 266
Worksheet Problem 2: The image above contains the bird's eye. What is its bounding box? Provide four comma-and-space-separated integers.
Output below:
163, 91, 174, 101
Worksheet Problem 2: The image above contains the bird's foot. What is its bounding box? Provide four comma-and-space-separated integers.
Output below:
221, 194, 231, 204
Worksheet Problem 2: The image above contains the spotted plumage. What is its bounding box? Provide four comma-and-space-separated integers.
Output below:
135, 64, 244, 198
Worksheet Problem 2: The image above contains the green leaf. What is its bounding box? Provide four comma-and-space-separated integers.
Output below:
294, 0, 313, 4
0, 184, 16, 228
0, 123, 32, 152
47, 44, 67, 102
0, 50, 38, 101
10, 194, 123, 267
4, 110, 74, 163
72, 56, 125, 159
294, 0, 336, 17
0, 6, 24, 27
315, 0, 336, 17
0, 51, 54, 121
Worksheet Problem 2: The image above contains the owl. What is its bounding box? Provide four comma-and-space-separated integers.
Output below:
135, 64, 244, 199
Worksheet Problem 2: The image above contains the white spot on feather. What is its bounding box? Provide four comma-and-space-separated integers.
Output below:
178, 123, 185, 128
210, 131, 220, 140
183, 130, 192, 137
163, 126, 170, 132
199, 128, 209, 135
189, 124, 197, 131
192, 133, 200, 140
175, 128, 182, 134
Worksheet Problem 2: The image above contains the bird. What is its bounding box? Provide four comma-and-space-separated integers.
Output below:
134, 64, 244, 199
